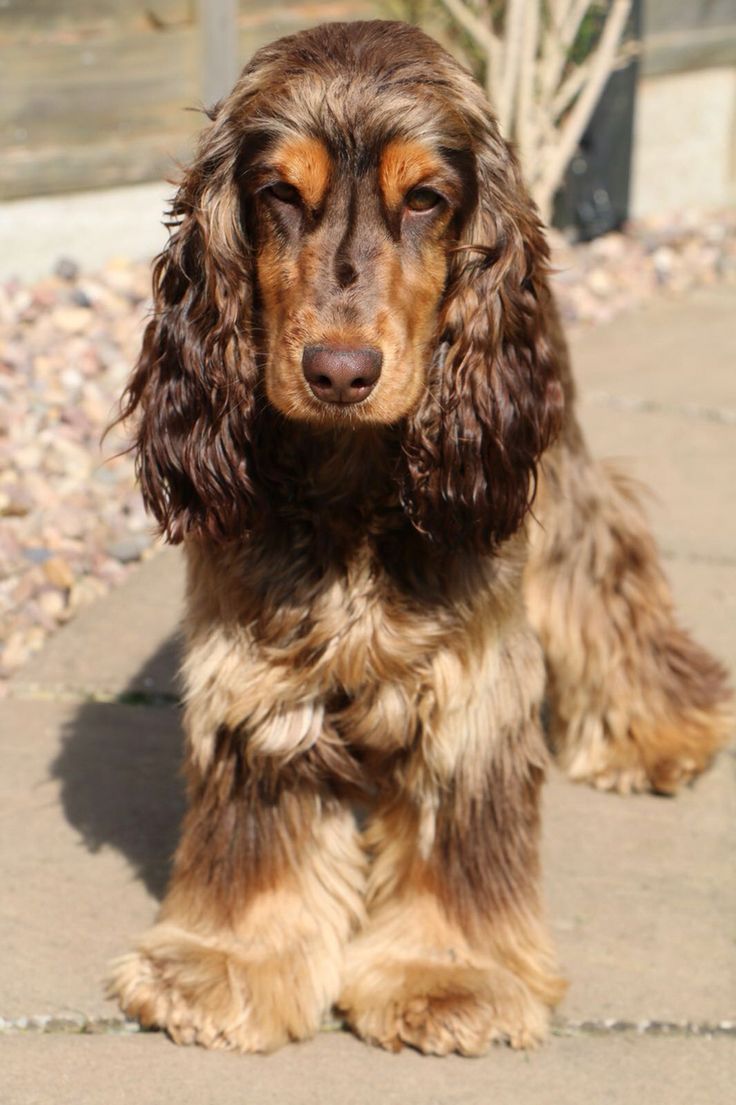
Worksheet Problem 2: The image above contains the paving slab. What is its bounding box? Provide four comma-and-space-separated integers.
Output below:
1, 692, 733, 1028
544, 752, 736, 1024
0, 698, 184, 1020
665, 559, 736, 674
569, 287, 736, 412
570, 286, 736, 564
13, 547, 185, 701
0, 182, 170, 282
2, 1030, 735, 1105
577, 400, 735, 563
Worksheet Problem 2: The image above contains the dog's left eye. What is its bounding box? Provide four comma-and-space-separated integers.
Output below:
267, 181, 301, 206
405, 187, 443, 213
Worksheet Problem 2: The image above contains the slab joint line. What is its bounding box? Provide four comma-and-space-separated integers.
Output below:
2, 1013, 735, 1040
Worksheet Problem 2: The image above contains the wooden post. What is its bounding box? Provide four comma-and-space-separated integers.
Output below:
197, 0, 239, 106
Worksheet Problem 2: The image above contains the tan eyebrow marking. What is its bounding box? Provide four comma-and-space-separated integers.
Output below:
379, 139, 445, 209
272, 135, 332, 208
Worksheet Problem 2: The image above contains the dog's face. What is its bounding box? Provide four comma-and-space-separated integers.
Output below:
248, 128, 472, 425
122, 21, 562, 547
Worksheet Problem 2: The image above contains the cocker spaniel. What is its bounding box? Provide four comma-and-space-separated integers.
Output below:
109, 21, 732, 1055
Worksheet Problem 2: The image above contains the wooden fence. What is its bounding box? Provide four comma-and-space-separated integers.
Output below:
3, 1, 734, 201
0, 1, 374, 200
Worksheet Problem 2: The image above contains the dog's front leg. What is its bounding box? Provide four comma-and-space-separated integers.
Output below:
108, 705, 365, 1052
339, 631, 565, 1055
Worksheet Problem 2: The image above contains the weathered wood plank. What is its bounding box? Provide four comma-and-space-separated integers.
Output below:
0, 1, 192, 36
1, 26, 200, 151
239, 1, 375, 37
235, 1, 376, 94
642, 25, 736, 77
644, 0, 736, 37
0, 134, 194, 200
198, 0, 238, 104
0, 0, 377, 199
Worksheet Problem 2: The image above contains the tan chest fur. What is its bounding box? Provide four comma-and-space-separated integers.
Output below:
180, 534, 536, 776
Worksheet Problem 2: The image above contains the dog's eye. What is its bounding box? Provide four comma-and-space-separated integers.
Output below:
267, 181, 301, 206
405, 187, 443, 213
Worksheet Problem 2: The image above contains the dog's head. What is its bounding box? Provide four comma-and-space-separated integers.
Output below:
122, 20, 562, 548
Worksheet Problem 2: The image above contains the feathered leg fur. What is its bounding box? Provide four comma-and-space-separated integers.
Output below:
108, 723, 365, 1052
525, 434, 732, 794
339, 624, 565, 1055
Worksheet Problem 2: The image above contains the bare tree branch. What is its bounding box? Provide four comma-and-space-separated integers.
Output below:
407, 0, 634, 223
436, 0, 505, 108
539, 5, 566, 104
561, 0, 591, 47
551, 58, 590, 120
435, 0, 499, 55
516, 1, 540, 171
498, 0, 525, 134
537, 0, 632, 219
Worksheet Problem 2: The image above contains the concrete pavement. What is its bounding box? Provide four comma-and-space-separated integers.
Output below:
2, 289, 735, 1103
0, 182, 171, 282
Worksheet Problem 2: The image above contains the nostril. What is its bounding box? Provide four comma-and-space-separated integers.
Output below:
302, 345, 383, 405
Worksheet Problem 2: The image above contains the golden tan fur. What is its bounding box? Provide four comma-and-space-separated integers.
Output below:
257, 133, 452, 426
111, 500, 566, 1052
526, 443, 732, 794
109, 20, 732, 1057
272, 134, 332, 208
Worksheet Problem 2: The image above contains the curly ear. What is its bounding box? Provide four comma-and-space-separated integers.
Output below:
399, 105, 564, 551
117, 98, 260, 544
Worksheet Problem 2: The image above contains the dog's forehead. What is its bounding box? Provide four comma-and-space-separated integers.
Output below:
247, 75, 470, 178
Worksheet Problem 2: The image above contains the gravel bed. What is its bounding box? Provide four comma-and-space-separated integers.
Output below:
1, 210, 735, 686
0, 258, 159, 684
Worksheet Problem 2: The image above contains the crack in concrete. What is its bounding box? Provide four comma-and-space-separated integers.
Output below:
552, 1017, 736, 1039
4, 684, 180, 708
2, 1013, 735, 1040
660, 548, 736, 568
583, 390, 736, 426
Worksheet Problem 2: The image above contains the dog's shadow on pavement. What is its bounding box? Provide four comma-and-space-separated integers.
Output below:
51, 635, 186, 901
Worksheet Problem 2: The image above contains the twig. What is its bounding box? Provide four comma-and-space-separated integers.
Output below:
498, 0, 525, 135
536, 0, 632, 219
561, 0, 591, 46
430, 0, 634, 223
551, 58, 590, 119
436, 0, 500, 55
436, 0, 503, 106
516, 2, 540, 172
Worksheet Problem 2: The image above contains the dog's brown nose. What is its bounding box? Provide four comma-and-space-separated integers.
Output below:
302, 345, 382, 405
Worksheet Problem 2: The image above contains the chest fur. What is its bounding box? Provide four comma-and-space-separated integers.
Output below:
182, 536, 525, 771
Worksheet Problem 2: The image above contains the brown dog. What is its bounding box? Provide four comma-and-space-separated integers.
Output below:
109, 21, 732, 1055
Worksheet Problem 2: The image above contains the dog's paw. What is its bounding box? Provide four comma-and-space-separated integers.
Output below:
108, 924, 329, 1052
109, 947, 251, 1050
564, 734, 711, 796
567, 753, 652, 795
583, 758, 701, 796
339, 960, 549, 1056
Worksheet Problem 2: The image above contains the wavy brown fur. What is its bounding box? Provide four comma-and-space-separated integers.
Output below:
109, 20, 732, 1055
118, 20, 562, 550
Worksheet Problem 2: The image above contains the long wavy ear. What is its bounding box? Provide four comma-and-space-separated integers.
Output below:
117, 95, 259, 544
399, 100, 564, 551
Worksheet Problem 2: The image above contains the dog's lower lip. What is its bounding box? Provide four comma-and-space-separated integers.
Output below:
309, 390, 373, 408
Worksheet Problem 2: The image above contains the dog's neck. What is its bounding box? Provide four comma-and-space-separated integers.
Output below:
256, 414, 401, 517
247, 412, 427, 573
